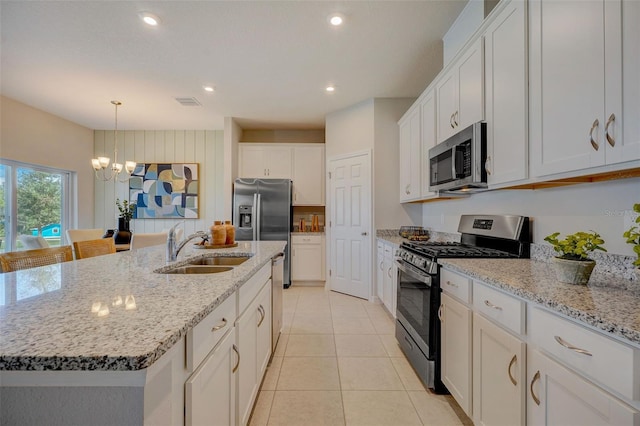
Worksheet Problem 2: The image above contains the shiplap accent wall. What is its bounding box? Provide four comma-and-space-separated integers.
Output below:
94, 130, 225, 237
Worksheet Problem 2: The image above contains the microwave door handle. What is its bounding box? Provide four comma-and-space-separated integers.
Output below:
451, 147, 457, 179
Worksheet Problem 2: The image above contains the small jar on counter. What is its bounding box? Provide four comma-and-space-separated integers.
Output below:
211, 221, 226, 245
224, 220, 235, 244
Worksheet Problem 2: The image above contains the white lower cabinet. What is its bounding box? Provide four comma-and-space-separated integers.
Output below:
236, 277, 272, 426
473, 313, 526, 426
440, 292, 472, 416
376, 240, 398, 317
185, 328, 237, 426
527, 348, 639, 425
291, 234, 325, 282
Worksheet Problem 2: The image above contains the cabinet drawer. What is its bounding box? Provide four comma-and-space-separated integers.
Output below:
383, 243, 397, 257
239, 263, 271, 315
187, 293, 237, 371
440, 269, 471, 304
530, 307, 640, 401
473, 282, 524, 335
292, 234, 322, 245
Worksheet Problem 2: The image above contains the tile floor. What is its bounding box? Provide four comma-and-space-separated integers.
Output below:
249, 286, 472, 426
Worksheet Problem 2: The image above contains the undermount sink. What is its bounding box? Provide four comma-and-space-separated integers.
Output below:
162, 265, 234, 274
188, 256, 251, 266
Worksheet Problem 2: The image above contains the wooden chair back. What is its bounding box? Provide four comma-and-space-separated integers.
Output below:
66, 228, 104, 244
0, 246, 73, 273
73, 239, 116, 259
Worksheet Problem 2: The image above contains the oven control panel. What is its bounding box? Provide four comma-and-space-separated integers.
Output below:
473, 219, 493, 230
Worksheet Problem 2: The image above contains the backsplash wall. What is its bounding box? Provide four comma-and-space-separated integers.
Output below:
94, 129, 225, 237
421, 177, 640, 257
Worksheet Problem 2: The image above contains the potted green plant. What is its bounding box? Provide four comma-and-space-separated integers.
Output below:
115, 198, 135, 244
623, 203, 640, 278
544, 230, 607, 285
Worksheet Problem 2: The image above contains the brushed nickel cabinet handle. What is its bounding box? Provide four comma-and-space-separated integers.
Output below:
554, 335, 593, 356
485, 156, 491, 175
508, 354, 517, 386
387, 267, 392, 278
211, 318, 228, 332
438, 305, 443, 321
450, 113, 455, 129
405, 184, 410, 195
257, 305, 266, 327
590, 118, 600, 151
232, 344, 240, 373
530, 371, 541, 406
445, 280, 458, 288
605, 113, 615, 147
484, 300, 503, 310
379, 261, 384, 271
454, 111, 459, 127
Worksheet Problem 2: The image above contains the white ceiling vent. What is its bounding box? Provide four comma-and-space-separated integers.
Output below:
175, 97, 201, 106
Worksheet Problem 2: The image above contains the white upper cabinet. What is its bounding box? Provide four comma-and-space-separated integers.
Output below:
436, 38, 484, 144
483, 0, 528, 186
420, 89, 437, 197
292, 145, 325, 205
529, 0, 639, 177
399, 106, 422, 202
239, 144, 293, 179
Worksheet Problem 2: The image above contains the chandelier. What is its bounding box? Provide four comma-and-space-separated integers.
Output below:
91, 101, 137, 182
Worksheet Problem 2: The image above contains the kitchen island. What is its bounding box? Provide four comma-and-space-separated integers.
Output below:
0, 240, 286, 425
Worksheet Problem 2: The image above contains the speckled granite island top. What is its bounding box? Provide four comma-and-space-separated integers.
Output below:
439, 258, 640, 346
0, 241, 286, 371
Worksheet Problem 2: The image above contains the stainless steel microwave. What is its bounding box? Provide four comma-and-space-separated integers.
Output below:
428, 121, 487, 192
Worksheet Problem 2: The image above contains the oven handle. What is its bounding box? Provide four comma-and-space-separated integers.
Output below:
396, 260, 432, 286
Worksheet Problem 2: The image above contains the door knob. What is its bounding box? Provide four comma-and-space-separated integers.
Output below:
361, 232, 368, 236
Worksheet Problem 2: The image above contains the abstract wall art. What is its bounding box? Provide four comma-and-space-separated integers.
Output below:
129, 163, 199, 219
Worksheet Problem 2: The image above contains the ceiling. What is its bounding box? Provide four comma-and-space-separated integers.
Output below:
1, 1, 467, 131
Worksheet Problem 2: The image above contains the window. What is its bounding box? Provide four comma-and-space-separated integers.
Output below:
0, 159, 74, 253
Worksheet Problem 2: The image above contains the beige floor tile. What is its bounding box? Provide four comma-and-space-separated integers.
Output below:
273, 333, 289, 357
277, 357, 340, 390
249, 390, 274, 426
285, 334, 336, 357
268, 391, 345, 426
290, 313, 334, 334
334, 334, 387, 357
379, 334, 404, 357
332, 317, 377, 335
391, 357, 426, 391
407, 391, 467, 426
338, 357, 404, 390
261, 356, 283, 391
296, 299, 332, 314
363, 302, 389, 316
331, 302, 370, 319
342, 390, 422, 426
282, 312, 294, 334
371, 316, 396, 334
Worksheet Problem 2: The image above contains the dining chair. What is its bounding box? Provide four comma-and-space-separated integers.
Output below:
0, 246, 73, 273
130, 232, 167, 250
73, 239, 116, 259
66, 228, 104, 245
18, 235, 51, 249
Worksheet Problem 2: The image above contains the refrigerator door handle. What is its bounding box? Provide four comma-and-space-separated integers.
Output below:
252, 193, 258, 241
256, 193, 262, 241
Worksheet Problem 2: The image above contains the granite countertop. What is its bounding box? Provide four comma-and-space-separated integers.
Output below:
439, 258, 640, 346
0, 241, 286, 371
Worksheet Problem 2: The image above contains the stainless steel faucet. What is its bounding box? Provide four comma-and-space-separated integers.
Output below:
166, 222, 208, 262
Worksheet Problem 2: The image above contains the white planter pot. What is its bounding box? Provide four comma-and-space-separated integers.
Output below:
552, 257, 596, 285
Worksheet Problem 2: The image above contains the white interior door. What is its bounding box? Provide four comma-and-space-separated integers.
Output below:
328, 151, 371, 299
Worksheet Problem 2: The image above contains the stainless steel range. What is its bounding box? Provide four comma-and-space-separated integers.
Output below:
395, 214, 530, 393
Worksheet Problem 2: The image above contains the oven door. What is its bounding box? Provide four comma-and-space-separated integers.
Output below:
395, 259, 438, 359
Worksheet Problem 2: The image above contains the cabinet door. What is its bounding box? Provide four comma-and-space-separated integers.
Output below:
420, 90, 437, 197
256, 281, 272, 380
293, 145, 325, 205
236, 300, 260, 426
239, 146, 268, 178
619, 0, 640, 163
382, 251, 396, 318
376, 243, 385, 302
529, 0, 619, 176
456, 38, 484, 131
440, 293, 473, 416
185, 328, 237, 426
399, 107, 421, 202
527, 348, 639, 426
265, 146, 293, 178
291, 242, 323, 281
484, 0, 528, 186
436, 69, 458, 143
473, 313, 525, 426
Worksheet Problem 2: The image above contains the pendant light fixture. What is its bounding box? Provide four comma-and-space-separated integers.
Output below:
91, 100, 137, 182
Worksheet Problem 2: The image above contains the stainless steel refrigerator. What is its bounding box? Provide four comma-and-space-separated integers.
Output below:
233, 178, 292, 287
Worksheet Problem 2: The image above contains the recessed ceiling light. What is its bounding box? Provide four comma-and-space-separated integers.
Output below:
328, 13, 344, 26
139, 12, 161, 26
203, 86, 215, 93
325, 85, 336, 93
